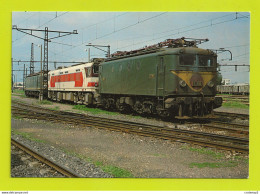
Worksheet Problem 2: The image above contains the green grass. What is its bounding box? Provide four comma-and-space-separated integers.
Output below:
234, 155, 249, 164
152, 153, 167, 158
187, 147, 224, 159
12, 98, 23, 103
94, 161, 134, 178
186, 146, 246, 169
12, 90, 26, 98
13, 89, 25, 94
222, 101, 249, 109
13, 131, 46, 143
49, 106, 60, 111
189, 161, 238, 168
12, 115, 23, 119
73, 104, 119, 115
37, 100, 53, 105
12, 93, 27, 98
60, 148, 134, 178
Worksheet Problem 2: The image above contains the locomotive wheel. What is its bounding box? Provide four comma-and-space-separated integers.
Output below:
158, 110, 169, 117
103, 99, 110, 110
134, 101, 143, 114
116, 99, 125, 112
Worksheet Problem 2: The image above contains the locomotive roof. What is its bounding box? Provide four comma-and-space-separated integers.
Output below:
159, 47, 216, 55
105, 47, 216, 62
48, 62, 94, 74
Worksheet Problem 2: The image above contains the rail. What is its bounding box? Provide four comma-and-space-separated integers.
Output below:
12, 101, 249, 153
11, 138, 82, 178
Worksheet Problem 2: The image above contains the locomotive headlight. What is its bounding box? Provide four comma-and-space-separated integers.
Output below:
179, 80, 187, 87
207, 80, 214, 88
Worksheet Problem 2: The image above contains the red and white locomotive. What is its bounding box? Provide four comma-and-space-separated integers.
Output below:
48, 59, 102, 105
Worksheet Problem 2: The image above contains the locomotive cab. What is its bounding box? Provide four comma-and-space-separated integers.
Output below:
162, 47, 222, 118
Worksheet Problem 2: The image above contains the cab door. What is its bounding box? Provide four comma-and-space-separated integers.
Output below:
156, 56, 165, 97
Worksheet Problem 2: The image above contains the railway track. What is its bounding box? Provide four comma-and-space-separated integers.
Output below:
11, 137, 82, 178
11, 100, 249, 153
217, 95, 249, 105
213, 111, 249, 120
201, 121, 249, 135
218, 95, 249, 99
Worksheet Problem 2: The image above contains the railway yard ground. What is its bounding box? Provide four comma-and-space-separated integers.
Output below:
10, 92, 249, 178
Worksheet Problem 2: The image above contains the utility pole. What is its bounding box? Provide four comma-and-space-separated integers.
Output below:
12, 26, 78, 99
30, 43, 34, 74
88, 48, 90, 62
13, 74, 15, 90
11, 58, 13, 93
37, 44, 43, 101
23, 64, 25, 91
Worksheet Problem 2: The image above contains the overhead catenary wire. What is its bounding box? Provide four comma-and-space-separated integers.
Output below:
115, 12, 235, 44
50, 12, 249, 62
13, 12, 38, 26
49, 12, 129, 47
220, 52, 250, 61
222, 44, 249, 49
12, 12, 69, 43
116, 13, 249, 52
79, 12, 129, 31
49, 12, 168, 58
36, 12, 69, 29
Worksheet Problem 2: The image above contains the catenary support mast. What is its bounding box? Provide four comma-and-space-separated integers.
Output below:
12, 26, 78, 98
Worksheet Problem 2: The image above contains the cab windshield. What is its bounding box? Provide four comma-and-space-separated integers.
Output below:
179, 54, 215, 67
198, 55, 214, 67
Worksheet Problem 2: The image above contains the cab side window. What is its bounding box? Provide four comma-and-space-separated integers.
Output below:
92, 65, 99, 77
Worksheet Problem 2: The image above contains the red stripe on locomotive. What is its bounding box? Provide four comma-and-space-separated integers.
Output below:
87, 82, 98, 87
50, 72, 83, 87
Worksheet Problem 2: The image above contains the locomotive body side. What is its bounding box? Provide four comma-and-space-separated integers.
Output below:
99, 47, 222, 117
24, 72, 43, 97
48, 62, 99, 105
99, 52, 158, 96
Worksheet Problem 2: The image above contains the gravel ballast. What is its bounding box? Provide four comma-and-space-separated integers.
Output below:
11, 144, 65, 178
11, 95, 249, 178
11, 118, 248, 178
11, 132, 112, 178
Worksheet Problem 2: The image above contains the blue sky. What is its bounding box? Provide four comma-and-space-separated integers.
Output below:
12, 12, 250, 84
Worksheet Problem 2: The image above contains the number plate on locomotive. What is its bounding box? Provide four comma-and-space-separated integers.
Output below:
192, 81, 203, 87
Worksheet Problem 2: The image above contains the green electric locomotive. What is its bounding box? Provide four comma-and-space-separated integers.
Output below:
98, 38, 223, 118
24, 71, 44, 98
